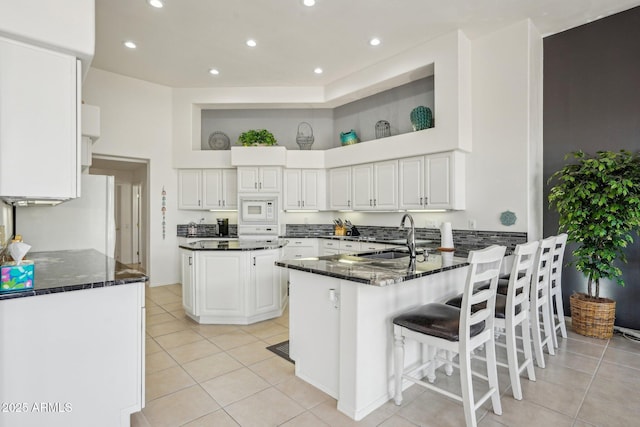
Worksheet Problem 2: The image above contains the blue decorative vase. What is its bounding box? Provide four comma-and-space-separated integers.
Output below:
410, 106, 433, 131
340, 130, 359, 145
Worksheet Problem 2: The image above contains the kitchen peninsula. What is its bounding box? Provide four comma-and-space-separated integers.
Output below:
179, 239, 288, 324
0, 249, 147, 427
276, 249, 470, 421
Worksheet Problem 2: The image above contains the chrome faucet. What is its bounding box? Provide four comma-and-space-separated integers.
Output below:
399, 213, 416, 259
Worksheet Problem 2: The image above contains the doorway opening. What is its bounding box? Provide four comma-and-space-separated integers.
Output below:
90, 156, 149, 273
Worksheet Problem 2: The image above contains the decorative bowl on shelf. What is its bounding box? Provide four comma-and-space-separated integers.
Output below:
208, 131, 230, 150
410, 106, 433, 131
340, 130, 359, 145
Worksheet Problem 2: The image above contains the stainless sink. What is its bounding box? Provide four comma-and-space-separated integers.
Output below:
359, 250, 410, 260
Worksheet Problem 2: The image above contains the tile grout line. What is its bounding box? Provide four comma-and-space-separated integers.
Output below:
570, 335, 609, 425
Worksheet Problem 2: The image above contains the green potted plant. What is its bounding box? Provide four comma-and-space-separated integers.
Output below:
548, 150, 640, 338
237, 129, 277, 146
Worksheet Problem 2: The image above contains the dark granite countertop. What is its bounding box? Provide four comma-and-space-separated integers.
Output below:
0, 249, 148, 301
276, 249, 469, 287
180, 239, 288, 251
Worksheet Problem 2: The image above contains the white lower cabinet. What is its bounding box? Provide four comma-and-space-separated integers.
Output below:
182, 248, 286, 324
398, 151, 465, 210
282, 238, 319, 260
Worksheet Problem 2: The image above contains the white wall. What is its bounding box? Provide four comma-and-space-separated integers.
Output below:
82, 69, 180, 286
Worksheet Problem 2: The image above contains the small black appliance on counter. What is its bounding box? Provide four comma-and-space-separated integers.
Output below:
217, 218, 229, 236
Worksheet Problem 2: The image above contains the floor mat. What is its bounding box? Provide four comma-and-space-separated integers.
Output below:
266, 340, 294, 364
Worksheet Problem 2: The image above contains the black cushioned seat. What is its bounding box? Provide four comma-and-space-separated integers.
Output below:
477, 278, 522, 296
445, 294, 521, 319
392, 303, 486, 342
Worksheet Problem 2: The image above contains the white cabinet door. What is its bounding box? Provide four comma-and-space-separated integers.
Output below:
282, 238, 319, 259
238, 167, 281, 192
259, 167, 281, 192
425, 153, 451, 209
360, 242, 388, 252
352, 164, 374, 210
374, 160, 398, 210
328, 167, 352, 210
198, 252, 245, 317
178, 170, 202, 209
202, 169, 223, 209
339, 240, 360, 254
222, 168, 238, 209
398, 156, 425, 209
0, 37, 79, 200
181, 250, 197, 316
250, 249, 281, 315
301, 169, 326, 210
283, 169, 302, 210
321, 239, 340, 255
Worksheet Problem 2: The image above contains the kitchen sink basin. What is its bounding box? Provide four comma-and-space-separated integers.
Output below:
359, 250, 410, 260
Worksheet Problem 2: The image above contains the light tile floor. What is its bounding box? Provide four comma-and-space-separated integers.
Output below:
133, 284, 640, 426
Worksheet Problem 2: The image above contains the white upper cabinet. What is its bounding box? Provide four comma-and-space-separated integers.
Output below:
203, 169, 237, 209
237, 167, 281, 193
0, 37, 80, 201
352, 161, 398, 210
283, 169, 326, 210
178, 170, 202, 209
179, 169, 237, 210
398, 151, 465, 210
328, 167, 352, 210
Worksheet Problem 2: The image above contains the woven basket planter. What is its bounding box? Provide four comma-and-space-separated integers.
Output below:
570, 292, 616, 339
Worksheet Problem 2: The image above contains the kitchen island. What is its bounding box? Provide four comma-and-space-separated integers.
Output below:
276, 249, 470, 421
179, 239, 288, 324
0, 249, 147, 427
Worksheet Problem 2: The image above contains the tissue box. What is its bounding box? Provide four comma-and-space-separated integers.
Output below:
1, 260, 34, 292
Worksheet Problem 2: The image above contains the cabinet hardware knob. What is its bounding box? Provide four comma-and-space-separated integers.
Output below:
223, 200, 225, 206
198, 200, 201, 206
302, 200, 304, 207
253, 257, 256, 266
348, 200, 350, 207
374, 199, 377, 207
255, 182, 257, 189
259, 182, 262, 189
298, 200, 300, 207
189, 256, 192, 266
369, 199, 372, 206
218, 200, 221, 206
420, 197, 423, 205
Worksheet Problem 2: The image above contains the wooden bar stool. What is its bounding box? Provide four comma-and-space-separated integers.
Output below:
549, 233, 568, 348
392, 245, 506, 427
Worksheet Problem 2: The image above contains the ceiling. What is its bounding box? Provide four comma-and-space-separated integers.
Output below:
92, 0, 640, 89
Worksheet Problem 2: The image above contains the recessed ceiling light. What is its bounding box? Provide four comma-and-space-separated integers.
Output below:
369, 38, 381, 46
303, 0, 316, 6
209, 68, 220, 75
246, 39, 257, 47
123, 41, 137, 49
147, 0, 163, 8
314, 67, 323, 74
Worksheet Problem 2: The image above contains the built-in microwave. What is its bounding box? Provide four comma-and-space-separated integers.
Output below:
239, 196, 278, 226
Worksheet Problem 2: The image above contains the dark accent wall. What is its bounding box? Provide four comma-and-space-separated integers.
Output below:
544, 7, 640, 329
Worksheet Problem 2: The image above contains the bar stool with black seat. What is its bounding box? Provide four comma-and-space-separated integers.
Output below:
392, 245, 506, 427
549, 233, 568, 348
529, 236, 556, 368
445, 240, 539, 401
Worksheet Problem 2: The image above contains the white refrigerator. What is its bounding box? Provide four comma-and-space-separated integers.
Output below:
16, 174, 116, 257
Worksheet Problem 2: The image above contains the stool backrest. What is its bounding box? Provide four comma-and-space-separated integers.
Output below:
550, 233, 568, 291
460, 245, 507, 342
506, 240, 540, 317
531, 236, 557, 307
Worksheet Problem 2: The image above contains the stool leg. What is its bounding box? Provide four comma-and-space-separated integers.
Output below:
460, 348, 477, 427
549, 293, 560, 349
530, 307, 545, 368
393, 330, 405, 405
520, 318, 537, 382
541, 302, 556, 356
505, 321, 522, 400
426, 345, 436, 383
485, 338, 503, 416
555, 291, 568, 339
445, 350, 454, 376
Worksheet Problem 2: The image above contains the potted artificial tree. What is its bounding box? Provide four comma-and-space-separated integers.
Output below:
548, 150, 640, 338
237, 129, 277, 146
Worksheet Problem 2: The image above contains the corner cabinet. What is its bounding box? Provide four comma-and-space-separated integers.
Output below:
283, 169, 326, 210
237, 167, 281, 193
398, 151, 465, 210
0, 37, 80, 201
178, 169, 237, 210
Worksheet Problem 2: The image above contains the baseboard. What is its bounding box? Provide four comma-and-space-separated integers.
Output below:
613, 325, 640, 339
